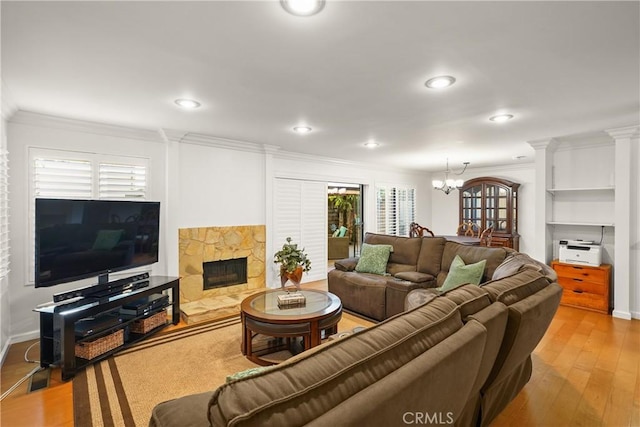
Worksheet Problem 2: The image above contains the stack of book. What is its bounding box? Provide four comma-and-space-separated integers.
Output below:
277, 292, 306, 308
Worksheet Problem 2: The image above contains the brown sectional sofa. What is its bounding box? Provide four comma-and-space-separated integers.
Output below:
150, 238, 562, 427
328, 232, 513, 321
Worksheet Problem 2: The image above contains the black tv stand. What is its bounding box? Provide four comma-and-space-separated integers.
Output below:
53, 272, 151, 302
36, 276, 180, 381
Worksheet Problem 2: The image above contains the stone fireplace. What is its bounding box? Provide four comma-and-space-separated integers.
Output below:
178, 225, 266, 313
202, 257, 248, 290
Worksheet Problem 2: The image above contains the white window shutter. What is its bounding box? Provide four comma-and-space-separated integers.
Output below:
273, 178, 327, 285
99, 163, 146, 199
34, 158, 93, 198
0, 149, 9, 279
376, 185, 415, 236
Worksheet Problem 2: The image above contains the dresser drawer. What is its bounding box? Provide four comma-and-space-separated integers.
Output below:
552, 263, 608, 283
561, 289, 608, 312
552, 260, 611, 314
556, 277, 606, 296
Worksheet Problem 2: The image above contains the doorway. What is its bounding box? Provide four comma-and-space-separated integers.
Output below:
327, 183, 363, 260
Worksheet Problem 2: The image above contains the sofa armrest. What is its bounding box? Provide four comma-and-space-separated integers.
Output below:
394, 271, 434, 283
385, 278, 437, 318
334, 257, 359, 272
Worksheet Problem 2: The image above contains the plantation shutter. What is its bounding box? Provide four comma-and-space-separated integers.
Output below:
273, 178, 327, 285
376, 185, 415, 236
99, 163, 147, 199
0, 149, 9, 279
34, 158, 93, 198
396, 188, 416, 236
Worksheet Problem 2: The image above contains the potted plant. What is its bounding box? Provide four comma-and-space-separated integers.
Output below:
274, 237, 312, 289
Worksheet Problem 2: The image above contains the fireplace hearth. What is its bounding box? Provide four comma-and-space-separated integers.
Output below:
203, 258, 248, 290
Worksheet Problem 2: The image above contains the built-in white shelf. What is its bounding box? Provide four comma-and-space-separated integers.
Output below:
547, 221, 615, 227
547, 187, 614, 194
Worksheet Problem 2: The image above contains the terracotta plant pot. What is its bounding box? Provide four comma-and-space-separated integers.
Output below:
280, 265, 304, 289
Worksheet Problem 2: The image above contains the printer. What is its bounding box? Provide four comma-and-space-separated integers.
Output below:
559, 240, 602, 266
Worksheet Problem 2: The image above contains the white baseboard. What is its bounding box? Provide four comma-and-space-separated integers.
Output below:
612, 309, 632, 320
0, 338, 11, 368
11, 329, 40, 343
631, 310, 640, 320
1, 329, 40, 368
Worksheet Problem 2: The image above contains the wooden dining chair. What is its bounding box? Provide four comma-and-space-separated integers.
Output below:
479, 226, 494, 246
457, 221, 479, 237
409, 222, 435, 237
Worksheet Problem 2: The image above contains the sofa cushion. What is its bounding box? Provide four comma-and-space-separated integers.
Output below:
394, 271, 434, 283
333, 256, 358, 272
439, 255, 487, 292
492, 252, 557, 281
355, 243, 393, 275
149, 391, 212, 427
440, 284, 493, 320
481, 269, 550, 305
364, 232, 422, 267
208, 298, 462, 427
416, 237, 447, 276
438, 242, 508, 286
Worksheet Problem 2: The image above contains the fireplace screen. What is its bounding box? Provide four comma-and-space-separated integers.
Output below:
203, 258, 248, 290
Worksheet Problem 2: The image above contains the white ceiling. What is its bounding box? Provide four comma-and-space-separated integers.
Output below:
2, 1, 639, 171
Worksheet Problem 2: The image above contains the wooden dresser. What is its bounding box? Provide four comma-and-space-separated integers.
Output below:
551, 260, 611, 314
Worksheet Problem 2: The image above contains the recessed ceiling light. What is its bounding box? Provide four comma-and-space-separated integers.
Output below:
364, 140, 379, 149
512, 155, 527, 160
281, 0, 325, 16
293, 126, 312, 134
175, 99, 201, 109
425, 76, 456, 89
489, 114, 514, 123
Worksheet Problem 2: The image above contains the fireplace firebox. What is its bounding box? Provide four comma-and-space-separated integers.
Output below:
203, 258, 248, 290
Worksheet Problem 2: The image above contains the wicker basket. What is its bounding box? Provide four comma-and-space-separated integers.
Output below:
130, 310, 167, 334
75, 329, 124, 360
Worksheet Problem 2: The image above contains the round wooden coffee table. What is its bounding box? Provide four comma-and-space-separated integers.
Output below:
241, 289, 342, 365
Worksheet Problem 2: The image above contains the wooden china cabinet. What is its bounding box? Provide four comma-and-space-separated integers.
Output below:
458, 177, 520, 250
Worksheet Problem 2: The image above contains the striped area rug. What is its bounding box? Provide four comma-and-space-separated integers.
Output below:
73, 316, 257, 427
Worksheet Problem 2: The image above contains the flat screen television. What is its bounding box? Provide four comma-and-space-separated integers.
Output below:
35, 198, 160, 288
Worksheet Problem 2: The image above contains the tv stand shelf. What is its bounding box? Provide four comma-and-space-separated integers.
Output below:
35, 276, 180, 381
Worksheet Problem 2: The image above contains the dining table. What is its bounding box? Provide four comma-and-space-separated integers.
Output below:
436, 235, 481, 246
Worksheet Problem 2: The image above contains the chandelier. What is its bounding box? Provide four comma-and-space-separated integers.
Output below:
432, 159, 470, 195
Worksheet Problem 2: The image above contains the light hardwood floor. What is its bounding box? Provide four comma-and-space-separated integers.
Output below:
1, 279, 639, 426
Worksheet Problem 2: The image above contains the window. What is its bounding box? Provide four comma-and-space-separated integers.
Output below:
376, 186, 415, 236
28, 149, 149, 283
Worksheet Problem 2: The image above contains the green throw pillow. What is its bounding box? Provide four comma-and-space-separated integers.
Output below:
439, 255, 486, 292
92, 229, 124, 250
355, 243, 393, 275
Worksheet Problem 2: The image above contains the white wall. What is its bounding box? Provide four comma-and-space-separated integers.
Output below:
177, 143, 265, 229
273, 152, 432, 234
0, 113, 10, 363
4, 113, 432, 341
632, 136, 639, 318
7, 114, 168, 339
431, 163, 536, 258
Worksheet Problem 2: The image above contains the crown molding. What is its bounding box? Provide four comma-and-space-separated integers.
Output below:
527, 138, 559, 152
273, 149, 428, 177
9, 110, 165, 143
605, 124, 640, 140
177, 132, 279, 155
